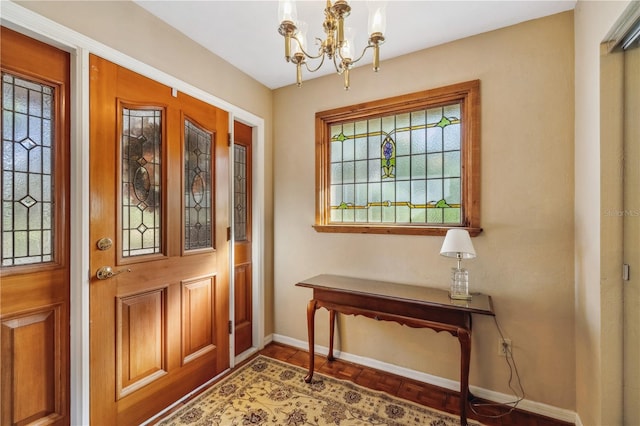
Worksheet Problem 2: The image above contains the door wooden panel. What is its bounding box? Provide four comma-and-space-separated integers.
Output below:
233, 121, 253, 356
0, 27, 70, 426
89, 55, 229, 424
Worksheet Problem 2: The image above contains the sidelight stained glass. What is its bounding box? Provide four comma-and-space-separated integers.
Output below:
1, 73, 55, 266
121, 107, 162, 257
184, 119, 213, 250
234, 144, 247, 241
329, 103, 462, 225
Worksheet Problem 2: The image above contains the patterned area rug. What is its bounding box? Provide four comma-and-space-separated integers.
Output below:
157, 355, 480, 426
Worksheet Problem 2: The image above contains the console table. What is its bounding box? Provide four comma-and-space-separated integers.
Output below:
295, 274, 495, 426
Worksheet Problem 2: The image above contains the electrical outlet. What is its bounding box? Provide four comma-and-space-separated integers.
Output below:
498, 338, 512, 357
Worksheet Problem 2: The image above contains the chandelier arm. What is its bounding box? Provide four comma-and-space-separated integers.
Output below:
339, 43, 376, 67
303, 53, 328, 73
290, 35, 325, 61
331, 53, 345, 74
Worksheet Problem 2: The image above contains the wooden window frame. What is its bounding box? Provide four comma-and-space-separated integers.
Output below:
314, 80, 481, 237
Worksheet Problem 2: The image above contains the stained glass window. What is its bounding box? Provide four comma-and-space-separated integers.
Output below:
121, 107, 162, 257
315, 80, 480, 236
234, 144, 248, 241
1, 73, 55, 266
184, 119, 213, 251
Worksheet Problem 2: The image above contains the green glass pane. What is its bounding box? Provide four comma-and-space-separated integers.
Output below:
396, 156, 410, 180
13, 231, 27, 256
355, 137, 367, 160
381, 181, 395, 201
411, 128, 426, 154
355, 183, 367, 205
382, 115, 396, 134
444, 178, 461, 204
368, 182, 381, 202
368, 205, 382, 222
342, 161, 354, 182
29, 230, 41, 255
355, 160, 367, 183
14, 204, 27, 230
368, 135, 381, 159
427, 127, 442, 152
444, 103, 460, 119
395, 113, 410, 129
330, 184, 342, 205
356, 209, 368, 222
343, 209, 354, 222
444, 208, 461, 224
427, 208, 443, 223
343, 184, 354, 204
411, 180, 426, 204
331, 163, 343, 184
331, 209, 342, 222
426, 180, 443, 204
444, 123, 461, 151
368, 159, 381, 182
330, 141, 342, 163
396, 181, 410, 203
411, 110, 426, 127
443, 151, 460, 177
28, 203, 41, 229
395, 131, 410, 156
342, 122, 355, 138
411, 209, 426, 223
427, 106, 443, 124
368, 117, 381, 133
382, 204, 395, 222
331, 124, 342, 139
427, 153, 443, 178
411, 155, 426, 180
355, 120, 367, 135
396, 206, 410, 223
343, 138, 354, 161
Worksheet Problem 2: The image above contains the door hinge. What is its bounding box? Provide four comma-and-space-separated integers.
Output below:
228, 320, 233, 334
624, 263, 630, 281
228, 133, 232, 146
226, 227, 231, 241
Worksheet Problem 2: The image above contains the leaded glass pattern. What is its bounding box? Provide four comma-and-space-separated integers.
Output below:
1, 73, 54, 266
184, 119, 213, 250
234, 144, 247, 241
122, 107, 162, 257
329, 103, 462, 225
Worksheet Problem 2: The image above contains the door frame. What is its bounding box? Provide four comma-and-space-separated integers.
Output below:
1, 3, 266, 424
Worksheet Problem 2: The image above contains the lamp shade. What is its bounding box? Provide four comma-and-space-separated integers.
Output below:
440, 229, 476, 259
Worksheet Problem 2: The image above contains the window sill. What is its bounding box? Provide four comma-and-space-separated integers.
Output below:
312, 225, 483, 237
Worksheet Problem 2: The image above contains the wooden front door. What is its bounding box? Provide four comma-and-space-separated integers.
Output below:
89, 55, 230, 424
233, 121, 253, 356
0, 27, 70, 426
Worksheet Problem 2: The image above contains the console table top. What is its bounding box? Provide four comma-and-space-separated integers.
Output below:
296, 274, 494, 316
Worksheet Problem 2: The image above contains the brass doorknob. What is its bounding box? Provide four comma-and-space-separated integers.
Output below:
96, 266, 131, 280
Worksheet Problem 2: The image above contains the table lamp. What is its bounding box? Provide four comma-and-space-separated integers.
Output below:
440, 229, 476, 300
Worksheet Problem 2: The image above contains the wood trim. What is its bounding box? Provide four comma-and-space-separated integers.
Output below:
315, 80, 481, 236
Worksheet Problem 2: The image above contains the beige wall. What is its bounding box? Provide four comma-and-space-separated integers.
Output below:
274, 12, 575, 409
14, 0, 276, 334
574, 1, 631, 425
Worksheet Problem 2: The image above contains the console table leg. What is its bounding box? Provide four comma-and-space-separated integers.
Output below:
328, 309, 336, 361
458, 328, 472, 426
304, 299, 317, 383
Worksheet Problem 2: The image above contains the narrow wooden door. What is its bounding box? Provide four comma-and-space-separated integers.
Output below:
0, 27, 70, 426
89, 55, 230, 424
233, 121, 253, 355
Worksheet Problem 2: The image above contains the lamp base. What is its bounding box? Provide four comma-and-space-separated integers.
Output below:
449, 267, 472, 300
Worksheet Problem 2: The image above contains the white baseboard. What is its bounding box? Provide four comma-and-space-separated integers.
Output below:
269, 333, 579, 425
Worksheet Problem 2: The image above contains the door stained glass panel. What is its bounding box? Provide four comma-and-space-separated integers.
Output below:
184, 119, 213, 250
1, 73, 54, 266
121, 107, 162, 257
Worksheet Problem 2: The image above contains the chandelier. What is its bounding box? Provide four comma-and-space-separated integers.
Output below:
278, 0, 387, 90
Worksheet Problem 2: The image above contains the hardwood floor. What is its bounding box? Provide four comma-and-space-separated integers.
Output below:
149, 342, 574, 426
259, 342, 574, 426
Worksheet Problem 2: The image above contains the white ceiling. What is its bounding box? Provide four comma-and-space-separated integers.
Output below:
134, 0, 576, 89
